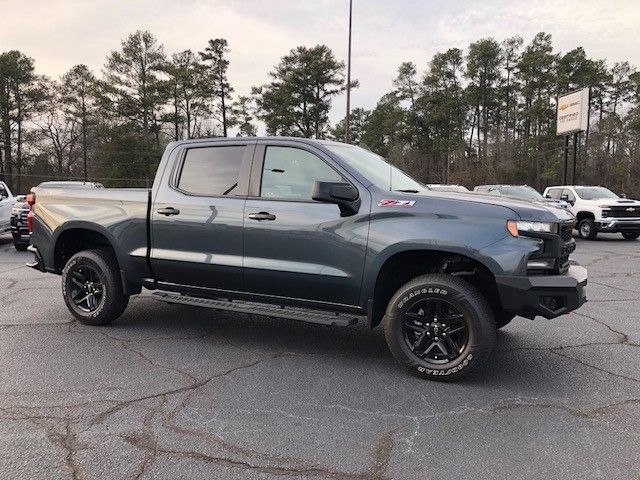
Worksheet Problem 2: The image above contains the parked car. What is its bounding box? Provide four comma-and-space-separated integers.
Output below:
27, 137, 587, 381
543, 185, 640, 240
0, 181, 17, 235
37, 181, 104, 189
474, 185, 571, 210
426, 184, 470, 193
9, 181, 104, 251
10, 195, 30, 251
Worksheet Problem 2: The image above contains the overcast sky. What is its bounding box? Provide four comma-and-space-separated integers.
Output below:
2, 0, 639, 126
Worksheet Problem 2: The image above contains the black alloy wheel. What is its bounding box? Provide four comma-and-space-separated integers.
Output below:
402, 299, 469, 364
68, 264, 105, 313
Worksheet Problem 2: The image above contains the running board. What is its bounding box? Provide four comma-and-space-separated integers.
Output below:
152, 291, 362, 327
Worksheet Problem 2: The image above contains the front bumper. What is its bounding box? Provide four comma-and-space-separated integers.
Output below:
495, 265, 587, 319
26, 245, 46, 272
10, 214, 29, 238
596, 219, 640, 232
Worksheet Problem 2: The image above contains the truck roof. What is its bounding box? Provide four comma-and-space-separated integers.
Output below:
168, 136, 348, 149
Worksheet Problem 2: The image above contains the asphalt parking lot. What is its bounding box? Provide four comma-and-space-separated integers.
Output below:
1, 233, 639, 480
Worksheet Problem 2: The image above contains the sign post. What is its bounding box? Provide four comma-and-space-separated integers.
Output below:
556, 87, 590, 184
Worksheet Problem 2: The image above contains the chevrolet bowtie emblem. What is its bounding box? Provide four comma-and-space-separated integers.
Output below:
627, 207, 636, 212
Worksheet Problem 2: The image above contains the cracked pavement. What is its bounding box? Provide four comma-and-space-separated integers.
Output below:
1, 233, 639, 479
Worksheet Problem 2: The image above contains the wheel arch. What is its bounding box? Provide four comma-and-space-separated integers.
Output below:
576, 211, 595, 223
51, 222, 139, 295
363, 245, 501, 329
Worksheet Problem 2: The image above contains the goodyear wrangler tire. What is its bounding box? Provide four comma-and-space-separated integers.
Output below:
62, 249, 129, 326
383, 274, 496, 381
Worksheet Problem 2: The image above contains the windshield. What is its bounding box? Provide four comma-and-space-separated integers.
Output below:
429, 185, 469, 193
574, 187, 619, 200
497, 185, 543, 201
325, 144, 426, 192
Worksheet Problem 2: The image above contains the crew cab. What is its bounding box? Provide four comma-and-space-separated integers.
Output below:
0, 181, 17, 234
543, 185, 640, 240
27, 137, 588, 381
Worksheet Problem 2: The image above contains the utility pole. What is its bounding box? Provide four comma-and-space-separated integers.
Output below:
345, 0, 353, 144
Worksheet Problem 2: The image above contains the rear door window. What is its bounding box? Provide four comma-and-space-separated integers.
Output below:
177, 146, 245, 196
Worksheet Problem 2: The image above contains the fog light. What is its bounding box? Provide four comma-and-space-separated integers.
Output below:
527, 259, 555, 269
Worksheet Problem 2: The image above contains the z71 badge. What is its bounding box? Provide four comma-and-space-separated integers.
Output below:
378, 199, 416, 207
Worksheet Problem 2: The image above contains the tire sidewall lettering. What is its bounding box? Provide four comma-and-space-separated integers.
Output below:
397, 288, 448, 309
416, 353, 473, 376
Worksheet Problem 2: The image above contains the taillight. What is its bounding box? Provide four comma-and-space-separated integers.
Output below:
27, 192, 35, 234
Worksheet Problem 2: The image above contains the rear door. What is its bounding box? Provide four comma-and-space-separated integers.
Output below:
150, 141, 254, 291
242, 141, 370, 307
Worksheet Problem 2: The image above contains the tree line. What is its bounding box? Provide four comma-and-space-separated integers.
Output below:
1, 30, 639, 196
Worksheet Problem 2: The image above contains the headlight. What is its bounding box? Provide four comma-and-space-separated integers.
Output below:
507, 220, 555, 237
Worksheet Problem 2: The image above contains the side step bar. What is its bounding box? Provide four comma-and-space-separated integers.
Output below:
152, 291, 362, 327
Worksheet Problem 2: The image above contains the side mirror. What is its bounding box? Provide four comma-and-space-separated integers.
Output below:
312, 181, 360, 216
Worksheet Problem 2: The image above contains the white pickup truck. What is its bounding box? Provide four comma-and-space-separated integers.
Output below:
543, 185, 640, 240
0, 181, 17, 234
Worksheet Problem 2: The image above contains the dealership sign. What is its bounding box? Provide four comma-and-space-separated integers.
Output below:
556, 87, 589, 135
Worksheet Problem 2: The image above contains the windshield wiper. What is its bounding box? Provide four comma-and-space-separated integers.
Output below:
394, 189, 420, 193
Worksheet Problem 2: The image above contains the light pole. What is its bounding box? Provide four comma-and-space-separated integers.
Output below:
345, 0, 353, 144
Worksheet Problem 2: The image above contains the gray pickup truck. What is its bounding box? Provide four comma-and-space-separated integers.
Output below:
27, 137, 587, 381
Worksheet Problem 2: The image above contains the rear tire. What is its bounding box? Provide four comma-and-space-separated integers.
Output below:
62, 249, 129, 326
383, 274, 496, 381
577, 218, 597, 240
622, 232, 640, 241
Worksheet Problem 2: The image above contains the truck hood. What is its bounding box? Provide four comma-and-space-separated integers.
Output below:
581, 198, 640, 207
396, 190, 575, 223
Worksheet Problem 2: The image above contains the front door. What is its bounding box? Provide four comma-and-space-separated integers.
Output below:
151, 142, 252, 291
242, 143, 370, 307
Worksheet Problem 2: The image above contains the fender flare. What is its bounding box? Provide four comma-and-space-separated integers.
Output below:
359, 240, 503, 309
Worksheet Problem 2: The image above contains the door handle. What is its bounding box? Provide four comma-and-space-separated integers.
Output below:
248, 211, 276, 221
157, 207, 180, 216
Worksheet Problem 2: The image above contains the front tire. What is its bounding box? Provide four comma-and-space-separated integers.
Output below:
578, 218, 597, 240
622, 232, 640, 241
383, 274, 496, 381
62, 249, 129, 325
